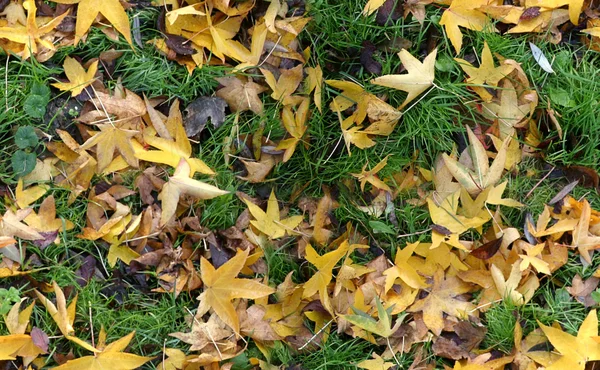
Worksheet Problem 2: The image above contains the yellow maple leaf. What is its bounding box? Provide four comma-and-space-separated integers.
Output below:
363, 0, 386, 15
53, 0, 132, 45
538, 309, 600, 370
260, 64, 304, 104
383, 242, 428, 291
442, 126, 509, 196
0, 334, 38, 360
357, 353, 394, 370
80, 124, 139, 172
407, 269, 476, 336
528, 0, 583, 25
158, 159, 229, 226
351, 155, 392, 193
0, 0, 68, 59
454, 42, 515, 102
136, 100, 214, 176
24, 195, 75, 236
52, 57, 98, 97
243, 190, 303, 239
275, 98, 310, 162
53, 329, 152, 370
35, 281, 98, 352
15, 179, 48, 209
490, 263, 538, 305
303, 241, 351, 313
197, 249, 275, 333
371, 48, 437, 109
440, 0, 497, 54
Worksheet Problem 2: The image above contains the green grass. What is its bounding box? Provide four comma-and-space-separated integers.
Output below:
2, 0, 600, 367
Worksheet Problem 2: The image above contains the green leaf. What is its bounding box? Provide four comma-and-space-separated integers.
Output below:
0, 287, 21, 316
23, 95, 48, 119
344, 297, 403, 338
368, 220, 395, 235
591, 290, 600, 304
11, 150, 37, 178
30, 82, 51, 100
15, 126, 39, 149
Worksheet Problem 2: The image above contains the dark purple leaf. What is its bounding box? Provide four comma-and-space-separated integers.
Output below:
360, 41, 382, 75
31, 327, 49, 353
431, 224, 452, 236
376, 0, 403, 26
548, 180, 579, 205
184, 97, 227, 137
470, 237, 503, 260
165, 34, 195, 55
31, 231, 58, 250
75, 255, 97, 286
520, 7, 541, 21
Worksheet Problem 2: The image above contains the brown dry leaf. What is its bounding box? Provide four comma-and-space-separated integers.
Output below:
170, 312, 234, 352
566, 274, 600, 307
0, 208, 43, 243
216, 76, 267, 115
238, 153, 277, 183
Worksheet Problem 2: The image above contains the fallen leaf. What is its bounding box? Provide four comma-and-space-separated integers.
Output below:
407, 269, 476, 336
243, 190, 303, 239
53, 0, 132, 45
197, 249, 275, 333
158, 159, 229, 226
538, 309, 600, 369
51, 57, 98, 97
371, 48, 437, 109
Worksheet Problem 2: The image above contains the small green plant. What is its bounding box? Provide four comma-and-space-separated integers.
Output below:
12, 126, 40, 178
0, 287, 21, 316
23, 82, 51, 119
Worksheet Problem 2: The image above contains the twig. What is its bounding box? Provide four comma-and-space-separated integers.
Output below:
4, 54, 9, 112
89, 85, 116, 128
88, 301, 95, 349
469, 299, 502, 313
397, 228, 431, 238
123, 232, 161, 244
162, 339, 167, 370
298, 318, 333, 350
525, 166, 555, 199
258, 34, 283, 67
386, 337, 402, 368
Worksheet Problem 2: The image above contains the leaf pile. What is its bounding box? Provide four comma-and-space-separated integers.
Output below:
2, 0, 600, 368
